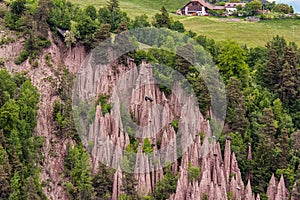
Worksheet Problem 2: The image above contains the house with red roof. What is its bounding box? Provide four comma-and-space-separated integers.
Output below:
177, 0, 244, 16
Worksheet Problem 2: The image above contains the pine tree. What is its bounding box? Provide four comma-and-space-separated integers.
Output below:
107, 0, 120, 12
252, 108, 277, 193
9, 172, 22, 200
279, 61, 297, 105
275, 128, 289, 170
64, 145, 95, 200
153, 6, 171, 29
175, 44, 194, 76
264, 36, 287, 91
33, 0, 53, 37
94, 24, 111, 43
92, 163, 115, 199
226, 77, 247, 135
0, 144, 11, 199
186, 67, 211, 116
121, 172, 138, 200
85, 5, 97, 20
278, 45, 299, 105
154, 165, 178, 200
85, 24, 111, 50
23, 177, 41, 200
0, 165, 11, 199
0, 144, 11, 175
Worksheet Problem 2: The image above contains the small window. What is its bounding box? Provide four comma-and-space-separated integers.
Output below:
233, 4, 236, 6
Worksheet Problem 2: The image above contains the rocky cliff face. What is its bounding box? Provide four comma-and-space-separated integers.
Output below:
0, 32, 291, 200
1, 31, 85, 200
74, 51, 290, 199
74, 52, 212, 196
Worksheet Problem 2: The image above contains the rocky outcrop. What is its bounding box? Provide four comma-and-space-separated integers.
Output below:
112, 167, 123, 200
169, 137, 291, 200
266, 174, 289, 200
275, 175, 289, 200
1, 30, 292, 200
170, 138, 248, 200
68, 48, 293, 200
267, 174, 277, 200
75, 53, 211, 197
1, 30, 86, 200
291, 182, 300, 200
244, 179, 254, 200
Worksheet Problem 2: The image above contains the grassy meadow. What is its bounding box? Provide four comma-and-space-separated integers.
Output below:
69, 0, 300, 47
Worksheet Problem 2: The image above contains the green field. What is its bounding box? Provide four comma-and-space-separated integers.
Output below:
178, 17, 300, 47
69, 0, 300, 47
70, 0, 187, 14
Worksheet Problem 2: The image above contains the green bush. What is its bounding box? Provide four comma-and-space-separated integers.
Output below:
188, 163, 200, 182
32, 60, 39, 68
143, 138, 153, 154
171, 118, 179, 132
227, 191, 233, 200
154, 165, 178, 200
0, 36, 15, 46
97, 94, 112, 116
14, 49, 29, 65
0, 58, 5, 67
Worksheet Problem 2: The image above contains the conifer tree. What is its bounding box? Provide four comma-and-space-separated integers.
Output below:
0, 165, 11, 199
226, 77, 247, 135
121, 172, 139, 200
153, 6, 171, 28
92, 163, 115, 199
252, 108, 277, 193
107, 0, 120, 12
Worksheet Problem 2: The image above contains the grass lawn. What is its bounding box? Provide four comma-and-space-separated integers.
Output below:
69, 0, 188, 13
69, 0, 300, 47
177, 17, 300, 47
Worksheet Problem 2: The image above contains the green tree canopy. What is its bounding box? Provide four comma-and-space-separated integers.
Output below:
217, 40, 250, 87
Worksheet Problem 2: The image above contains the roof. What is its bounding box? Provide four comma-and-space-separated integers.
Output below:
225, 2, 246, 8
195, 0, 215, 10
181, 0, 225, 10
214, 6, 226, 10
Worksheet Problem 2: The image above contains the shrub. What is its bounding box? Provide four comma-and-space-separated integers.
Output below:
188, 163, 200, 182
143, 138, 153, 154
97, 94, 112, 116
14, 49, 29, 65
171, 118, 179, 132
32, 60, 39, 68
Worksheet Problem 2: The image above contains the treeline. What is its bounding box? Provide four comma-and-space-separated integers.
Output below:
0, 70, 46, 199
0, 0, 187, 60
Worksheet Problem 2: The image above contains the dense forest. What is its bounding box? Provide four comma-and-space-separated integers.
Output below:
0, 0, 300, 199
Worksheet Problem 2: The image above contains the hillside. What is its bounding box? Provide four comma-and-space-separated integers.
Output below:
68, 0, 300, 47
70, 0, 188, 14
0, 0, 300, 200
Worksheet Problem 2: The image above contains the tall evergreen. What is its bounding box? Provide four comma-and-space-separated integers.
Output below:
121, 172, 139, 200
0, 165, 11, 199
107, 0, 120, 12
92, 163, 115, 199
252, 108, 277, 193
153, 6, 171, 28
226, 77, 248, 135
